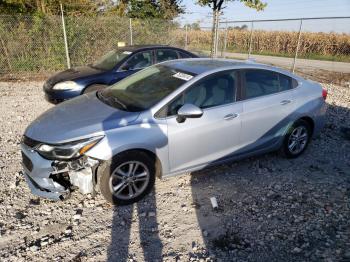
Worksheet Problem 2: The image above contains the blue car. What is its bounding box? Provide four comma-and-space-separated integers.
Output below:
43, 45, 198, 104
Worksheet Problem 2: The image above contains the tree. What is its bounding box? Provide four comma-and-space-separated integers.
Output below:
111, 0, 184, 20
234, 24, 248, 30
196, 0, 266, 57
0, 0, 97, 15
184, 22, 201, 30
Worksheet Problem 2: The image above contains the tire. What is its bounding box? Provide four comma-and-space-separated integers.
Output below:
280, 119, 312, 159
99, 151, 156, 205
83, 84, 107, 94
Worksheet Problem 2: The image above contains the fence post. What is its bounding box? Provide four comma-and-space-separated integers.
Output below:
292, 19, 303, 73
60, 3, 71, 69
129, 18, 133, 45
185, 24, 188, 50
215, 11, 221, 57
221, 22, 228, 58
248, 21, 254, 59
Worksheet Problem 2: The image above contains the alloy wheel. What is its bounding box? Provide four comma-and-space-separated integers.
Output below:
287, 126, 309, 155
109, 161, 150, 200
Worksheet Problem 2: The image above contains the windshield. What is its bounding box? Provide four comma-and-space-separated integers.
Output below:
92, 50, 131, 71
98, 65, 196, 112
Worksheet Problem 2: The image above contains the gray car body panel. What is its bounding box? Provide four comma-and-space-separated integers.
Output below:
22, 58, 326, 199
25, 92, 140, 144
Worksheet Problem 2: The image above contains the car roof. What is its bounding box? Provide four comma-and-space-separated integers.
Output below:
162, 58, 301, 79
117, 45, 188, 52
162, 58, 251, 74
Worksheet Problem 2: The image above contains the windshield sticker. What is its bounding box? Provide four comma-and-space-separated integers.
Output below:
123, 51, 132, 55
173, 72, 193, 81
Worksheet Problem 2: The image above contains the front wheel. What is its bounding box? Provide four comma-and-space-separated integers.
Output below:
280, 119, 311, 158
99, 151, 156, 205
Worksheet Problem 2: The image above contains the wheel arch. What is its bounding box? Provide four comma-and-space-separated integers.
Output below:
298, 116, 315, 136
94, 148, 163, 186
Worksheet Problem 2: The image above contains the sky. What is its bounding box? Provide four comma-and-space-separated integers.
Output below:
178, 0, 350, 33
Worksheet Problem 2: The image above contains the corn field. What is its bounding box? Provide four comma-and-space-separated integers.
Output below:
181, 29, 350, 60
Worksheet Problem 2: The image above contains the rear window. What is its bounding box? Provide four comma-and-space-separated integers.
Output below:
243, 69, 295, 99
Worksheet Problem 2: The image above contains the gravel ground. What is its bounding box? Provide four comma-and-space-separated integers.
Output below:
0, 81, 349, 262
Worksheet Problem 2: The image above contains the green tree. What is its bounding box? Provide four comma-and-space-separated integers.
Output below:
184, 22, 201, 30
110, 0, 184, 19
196, 0, 266, 56
0, 0, 97, 15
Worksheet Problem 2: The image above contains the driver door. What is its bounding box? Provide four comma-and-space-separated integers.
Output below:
165, 70, 243, 173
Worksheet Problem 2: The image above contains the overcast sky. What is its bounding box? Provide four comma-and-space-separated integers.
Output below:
178, 0, 350, 33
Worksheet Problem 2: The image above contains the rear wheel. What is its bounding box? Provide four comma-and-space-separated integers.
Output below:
83, 84, 107, 94
99, 151, 156, 205
281, 119, 311, 158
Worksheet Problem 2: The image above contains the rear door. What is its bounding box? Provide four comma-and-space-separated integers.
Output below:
239, 69, 296, 153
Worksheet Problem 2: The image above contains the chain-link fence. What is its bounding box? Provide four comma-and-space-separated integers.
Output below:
0, 14, 187, 78
0, 14, 349, 86
215, 17, 350, 86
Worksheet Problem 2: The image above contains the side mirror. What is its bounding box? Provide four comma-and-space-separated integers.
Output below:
176, 104, 203, 123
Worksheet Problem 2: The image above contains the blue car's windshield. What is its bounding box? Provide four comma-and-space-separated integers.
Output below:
98, 65, 196, 112
92, 49, 131, 71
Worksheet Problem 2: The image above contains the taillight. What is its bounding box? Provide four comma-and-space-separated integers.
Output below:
322, 88, 328, 100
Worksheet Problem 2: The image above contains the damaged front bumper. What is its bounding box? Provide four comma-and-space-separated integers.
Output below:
21, 143, 100, 201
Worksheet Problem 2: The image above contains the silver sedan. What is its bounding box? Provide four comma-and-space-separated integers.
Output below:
21, 59, 327, 205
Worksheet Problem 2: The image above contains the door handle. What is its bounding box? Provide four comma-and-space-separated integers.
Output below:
280, 100, 292, 105
224, 113, 239, 120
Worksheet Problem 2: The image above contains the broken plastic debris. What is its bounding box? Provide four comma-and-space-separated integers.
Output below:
210, 197, 218, 209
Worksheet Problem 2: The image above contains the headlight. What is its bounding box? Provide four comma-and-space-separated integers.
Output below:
36, 136, 103, 160
52, 81, 81, 90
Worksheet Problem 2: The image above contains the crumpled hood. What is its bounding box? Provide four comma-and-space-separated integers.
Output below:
25, 93, 140, 144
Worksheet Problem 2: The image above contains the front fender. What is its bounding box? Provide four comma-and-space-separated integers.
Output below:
85, 122, 170, 174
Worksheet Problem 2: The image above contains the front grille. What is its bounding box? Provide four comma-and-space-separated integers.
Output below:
22, 152, 33, 172
22, 135, 41, 148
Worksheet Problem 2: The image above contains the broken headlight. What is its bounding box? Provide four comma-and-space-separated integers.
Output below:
36, 136, 103, 160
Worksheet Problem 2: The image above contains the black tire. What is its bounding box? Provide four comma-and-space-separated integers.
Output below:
83, 84, 107, 94
99, 151, 156, 205
280, 119, 312, 159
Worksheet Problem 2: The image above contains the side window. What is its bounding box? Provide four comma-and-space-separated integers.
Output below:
178, 51, 192, 58
244, 70, 280, 99
121, 51, 152, 70
167, 71, 237, 116
278, 73, 294, 91
244, 70, 295, 99
156, 49, 179, 63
